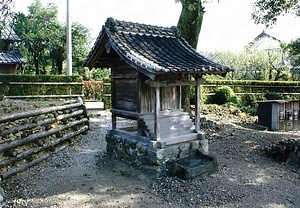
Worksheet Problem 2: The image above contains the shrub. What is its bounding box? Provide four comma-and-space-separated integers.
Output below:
239, 94, 258, 115
241, 94, 257, 107
82, 80, 103, 101
209, 86, 238, 105
264, 92, 283, 100
103, 96, 112, 109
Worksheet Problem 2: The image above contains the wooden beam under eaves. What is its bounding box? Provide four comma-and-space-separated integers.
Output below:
146, 80, 197, 87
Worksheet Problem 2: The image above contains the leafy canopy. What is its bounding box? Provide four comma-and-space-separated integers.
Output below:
252, 0, 300, 27
13, 0, 91, 75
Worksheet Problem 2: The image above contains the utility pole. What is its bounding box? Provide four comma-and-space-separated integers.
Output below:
66, 0, 72, 75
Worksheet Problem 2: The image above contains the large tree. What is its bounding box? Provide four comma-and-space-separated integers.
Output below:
0, 0, 15, 49
49, 23, 65, 74
175, 0, 207, 112
50, 22, 90, 75
0, 0, 14, 28
208, 50, 290, 81
176, 0, 205, 49
13, 0, 91, 75
284, 38, 300, 80
14, 0, 59, 74
252, 0, 300, 80
252, 0, 300, 27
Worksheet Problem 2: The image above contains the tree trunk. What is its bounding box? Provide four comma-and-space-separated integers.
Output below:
177, 0, 205, 49
34, 56, 39, 75
57, 57, 63, 75
177, 0, 205, 112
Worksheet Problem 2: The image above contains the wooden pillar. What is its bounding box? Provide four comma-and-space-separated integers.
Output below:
179, 85, 182, 109
112, 113, 117, 130
111, 75, 116, 130
154, 81, 161, 139
195, 77, 201, 133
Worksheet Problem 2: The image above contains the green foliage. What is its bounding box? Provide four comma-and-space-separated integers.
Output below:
82, 79, 111, 109
102, 96, 112, 110
190, 85, 208, 105
240, 94, 257, 107
0, 74, 81, 82
264, 92, 283, 100
252, 0, 300, 27
209, 86, 238, 105
176, 0, 205, 49
285, 38, 300, 66
283, 38, 300, 80
1, 0, 15, 53
207, 49, 290, 81
82, 69, 111, 109
176, 0, 205, 112
13, 0, 59, 74
0, 0, 14, 26
82, 80, 103, 101
71, 22, 91, 69
238, 94, 258, 116
13, 0, 91, 75
0, 74, 82, 96
203, 79, 300, 100
81, 68, 111, 81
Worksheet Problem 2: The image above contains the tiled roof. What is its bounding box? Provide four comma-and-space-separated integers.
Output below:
0, 51, 26, 64
245, 30, 283, 51
0, 26, 21, 42
84, 17, 233, 79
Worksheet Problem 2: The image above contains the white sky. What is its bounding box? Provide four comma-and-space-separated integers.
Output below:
13, 0, 300, 52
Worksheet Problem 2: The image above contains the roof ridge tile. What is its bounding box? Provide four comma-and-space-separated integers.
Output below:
105, 17, 177, 37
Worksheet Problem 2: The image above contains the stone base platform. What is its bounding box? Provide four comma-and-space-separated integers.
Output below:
106, 129, 218, 178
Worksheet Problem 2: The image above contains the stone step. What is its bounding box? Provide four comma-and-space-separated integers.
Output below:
166, 154, 218, 179
144, 114, 193, 126
141, 109, 186, 118
143, 115, 192, 125
85, 101, 104, 110
147, 126, 193, 137
158, 133, 198, 146
160, 129, 195, 138
146, 122, 189, 131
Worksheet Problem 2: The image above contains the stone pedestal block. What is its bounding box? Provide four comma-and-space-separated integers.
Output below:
106, 129, 217, 178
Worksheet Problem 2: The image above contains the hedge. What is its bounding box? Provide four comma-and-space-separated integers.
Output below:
0, 74, 83, 97
202, 80, 300, 98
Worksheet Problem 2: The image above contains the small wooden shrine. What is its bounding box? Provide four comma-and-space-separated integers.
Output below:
84, 18, 232, 177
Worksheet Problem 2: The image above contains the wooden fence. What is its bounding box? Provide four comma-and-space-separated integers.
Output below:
0, 98, 89, 179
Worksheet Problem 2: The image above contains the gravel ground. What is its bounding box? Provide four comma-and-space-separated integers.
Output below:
2, 104, 300, 208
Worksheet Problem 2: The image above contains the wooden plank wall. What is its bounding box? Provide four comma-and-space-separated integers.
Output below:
114, 79, 138, 111
139, 81, 180, 113
111, 64, 138, 112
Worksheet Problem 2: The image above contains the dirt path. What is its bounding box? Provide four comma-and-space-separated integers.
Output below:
3, 108, 300, 208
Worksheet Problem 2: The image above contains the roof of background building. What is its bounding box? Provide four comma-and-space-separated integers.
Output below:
0, 51, 26, 64
84, 17, 233, 80
0, 26, 21, 42
245, 31, 283, 51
